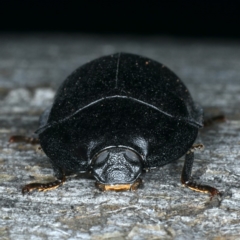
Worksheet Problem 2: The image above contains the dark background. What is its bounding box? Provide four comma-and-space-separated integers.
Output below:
0, 1, 239, 38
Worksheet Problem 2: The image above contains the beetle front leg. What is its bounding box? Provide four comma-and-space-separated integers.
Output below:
22, 169, 66, 194
181, 144, 220, 200
9, 135, 40, 145
203, 115, 226, 127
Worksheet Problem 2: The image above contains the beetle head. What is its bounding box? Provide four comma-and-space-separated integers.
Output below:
91, 147, 143, 190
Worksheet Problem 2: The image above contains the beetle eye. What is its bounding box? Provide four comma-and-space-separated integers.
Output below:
94, 150, 109, 165
124, 149, 141, 163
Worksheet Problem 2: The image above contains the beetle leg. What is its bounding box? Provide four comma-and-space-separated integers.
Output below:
203, 114, 226, 127
9, 135, 40, 145
181, 144, 220, 200
22, 171, 66, 194
130, 178, 142, 191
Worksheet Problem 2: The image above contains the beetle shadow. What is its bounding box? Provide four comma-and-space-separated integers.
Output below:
142, 160, 182, 184
157, 159, 209, 183
73, 172, 96, 180
201, 107, 226, 131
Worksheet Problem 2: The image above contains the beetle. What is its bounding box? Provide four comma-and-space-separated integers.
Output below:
10, 53, 220, 198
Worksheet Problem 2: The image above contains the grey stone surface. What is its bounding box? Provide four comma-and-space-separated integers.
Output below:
0, 34, 240, 239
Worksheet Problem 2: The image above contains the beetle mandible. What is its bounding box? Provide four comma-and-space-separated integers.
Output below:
10, 53, 220, 198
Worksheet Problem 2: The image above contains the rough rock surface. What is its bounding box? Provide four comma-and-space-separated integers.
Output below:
0, 35, 240, 239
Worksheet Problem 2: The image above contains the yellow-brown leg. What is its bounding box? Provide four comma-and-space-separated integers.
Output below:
130, 178, 142, 191
9, 135, 40, 145
203, 115, 226, 127
22, 173, 66, 194
181, 144, 220, 200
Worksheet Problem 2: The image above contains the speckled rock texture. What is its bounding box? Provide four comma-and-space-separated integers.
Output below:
0, 35, 240, 240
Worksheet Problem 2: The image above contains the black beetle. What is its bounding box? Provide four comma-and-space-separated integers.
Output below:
10, 53, 220, 197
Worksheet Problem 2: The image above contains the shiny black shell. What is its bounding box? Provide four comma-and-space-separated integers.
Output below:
37, 53, 203, 176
